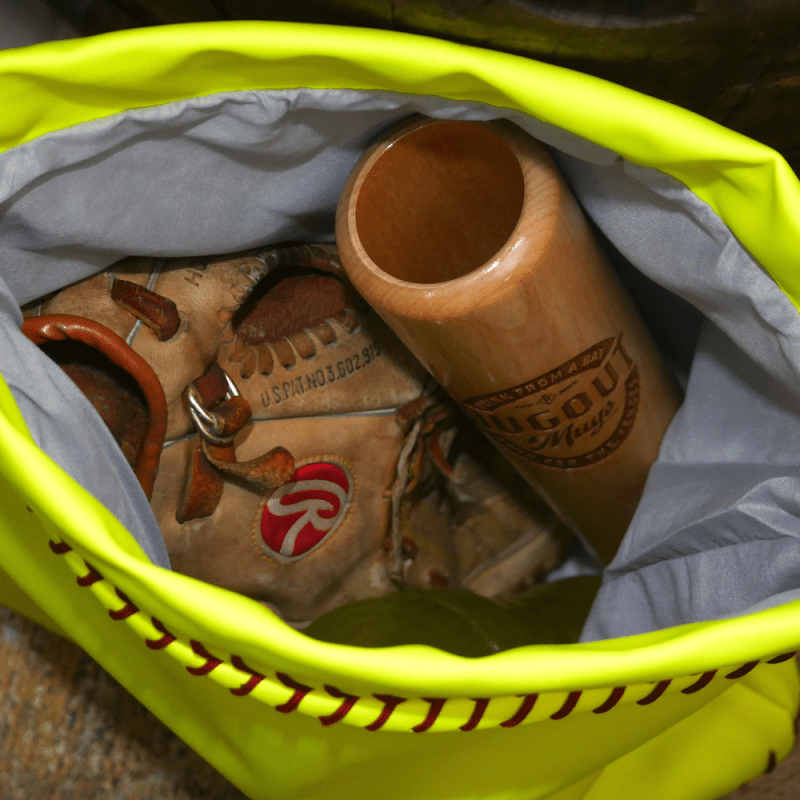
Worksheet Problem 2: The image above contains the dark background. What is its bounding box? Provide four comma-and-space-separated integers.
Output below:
44, 0, 800, 175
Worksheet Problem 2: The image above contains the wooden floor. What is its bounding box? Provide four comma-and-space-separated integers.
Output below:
1, 605, 798, 799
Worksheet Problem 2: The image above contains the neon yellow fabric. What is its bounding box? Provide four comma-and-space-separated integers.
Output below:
549, 660, 798, 800
1, 22, 799, 312
1, 21, 799, 799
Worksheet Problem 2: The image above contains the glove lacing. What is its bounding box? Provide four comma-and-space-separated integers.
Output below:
387, 393, 454, 587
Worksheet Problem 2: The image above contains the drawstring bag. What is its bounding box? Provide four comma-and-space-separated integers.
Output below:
1, 21, 800, 800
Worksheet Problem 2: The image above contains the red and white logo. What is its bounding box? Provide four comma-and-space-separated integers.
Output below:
260, 461, 353, 562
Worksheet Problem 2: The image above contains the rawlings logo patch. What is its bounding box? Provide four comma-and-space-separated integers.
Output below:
259, 461, 353, 562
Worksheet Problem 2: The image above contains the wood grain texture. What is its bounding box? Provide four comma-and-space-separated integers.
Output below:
337, 117, 680, 563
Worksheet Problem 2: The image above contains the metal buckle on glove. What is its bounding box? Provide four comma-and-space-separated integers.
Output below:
179, 365, 294, 523
185, 368, 242, 446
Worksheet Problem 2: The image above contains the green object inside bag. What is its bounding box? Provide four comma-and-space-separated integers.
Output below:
305, 576, 603, 657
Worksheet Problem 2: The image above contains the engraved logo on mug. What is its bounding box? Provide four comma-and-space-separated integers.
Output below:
259, 461, 353, 561
463, 334, 639, 469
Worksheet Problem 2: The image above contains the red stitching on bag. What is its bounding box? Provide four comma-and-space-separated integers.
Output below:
412, 698, 447, 732
725, 660, 761, 679
767, 652, 798, 664
766, 750, 778, 774
230, 656, 265, 696
500, 694, 538, 727
186, 640, 223, 676
51, 524, 792, 730
460, 698, 490, 731
275, 672, 313, 713
551, 691, 582, 720
319, 685, 360, 726
365, 694, 406, 731
593, 687, 626, 714
145, 617, 177, 650
108, 588, 138, 620
681, 670, 717, 694
637, 680, 671, 705
76, 561, 103, 587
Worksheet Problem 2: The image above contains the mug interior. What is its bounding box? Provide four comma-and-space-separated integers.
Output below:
354, 120, 525, 284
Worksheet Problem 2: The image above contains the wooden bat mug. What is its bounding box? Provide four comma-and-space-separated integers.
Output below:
336, 116, 681, 564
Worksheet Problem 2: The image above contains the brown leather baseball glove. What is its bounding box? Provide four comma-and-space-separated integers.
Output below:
22, 244, 572, 625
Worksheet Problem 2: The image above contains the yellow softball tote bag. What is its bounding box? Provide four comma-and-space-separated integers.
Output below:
1, 21, 799, 800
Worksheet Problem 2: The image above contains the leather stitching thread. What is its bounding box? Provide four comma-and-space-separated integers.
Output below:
229, 310, 362, 381
224, 244, 361, 381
